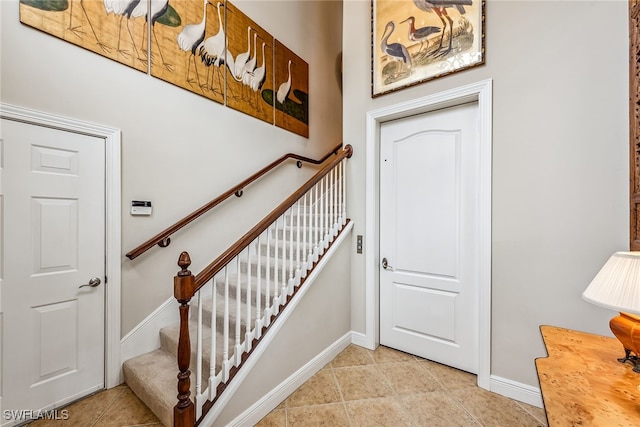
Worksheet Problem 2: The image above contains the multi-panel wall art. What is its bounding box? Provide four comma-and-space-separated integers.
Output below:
19, 0, 308, 137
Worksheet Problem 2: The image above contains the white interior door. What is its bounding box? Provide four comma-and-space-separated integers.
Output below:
379, 102, 480, 374
1, 119, 105, 425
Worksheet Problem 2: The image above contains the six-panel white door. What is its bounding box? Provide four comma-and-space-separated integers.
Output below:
1, 119, 105, 425
379, 102, 480, 374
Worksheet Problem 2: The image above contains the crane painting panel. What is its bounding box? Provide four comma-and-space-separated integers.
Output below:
18, 0, 182, 74
372, 0, 485, 97
224, 2, 274, 124
150, 0, 227, 104
273, 40, 309, 138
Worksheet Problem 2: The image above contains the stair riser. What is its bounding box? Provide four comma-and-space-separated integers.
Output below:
160, 323, 243, 382
193, 295, 266, 333
238, 258, 309, 282
262, 224, 336, 241
160, 330, 213, 381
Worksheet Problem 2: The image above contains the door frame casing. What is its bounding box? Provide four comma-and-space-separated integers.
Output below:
0, 103, 122, 389
363, 79, 492, 390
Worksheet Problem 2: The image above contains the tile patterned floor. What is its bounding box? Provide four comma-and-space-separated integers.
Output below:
27, 345, 547, 427
27, 385, 160, 427
255, 345, 548, 427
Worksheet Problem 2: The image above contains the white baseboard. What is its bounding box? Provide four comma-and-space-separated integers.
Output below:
350, 331, 372, 349
490, 375, 543, 408
119, 297, 179, 382
228, 332, 353, 427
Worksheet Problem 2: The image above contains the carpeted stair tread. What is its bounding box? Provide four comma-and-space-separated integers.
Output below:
123, 348, 184, 427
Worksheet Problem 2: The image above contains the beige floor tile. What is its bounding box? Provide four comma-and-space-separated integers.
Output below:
516, 401, 549, 426
123, 424, 163, 426
371, 346, 415, 364
333, 365, 394, 401
401, 390, 480, 426
450, 386, 545, 427
420, 360, 478, 390
92, 387, 159, 427
331, 345, 375, 368
377, 361, 442, 395
255, 408, 287, 427
345, 397, 414, 427
287, 403, 350, 427
28, 385, 128, 427
286, 370, 342, 407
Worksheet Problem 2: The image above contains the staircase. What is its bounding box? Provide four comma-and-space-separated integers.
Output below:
122, 145, 353, 427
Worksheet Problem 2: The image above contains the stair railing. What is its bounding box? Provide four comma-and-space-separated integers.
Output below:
126, 143, 343, 260
172, 145, 353, 426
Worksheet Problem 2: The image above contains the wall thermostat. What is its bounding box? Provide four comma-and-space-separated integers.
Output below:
131, 200, 152, 216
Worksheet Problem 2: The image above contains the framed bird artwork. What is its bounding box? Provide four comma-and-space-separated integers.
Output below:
371, 0, 485, 97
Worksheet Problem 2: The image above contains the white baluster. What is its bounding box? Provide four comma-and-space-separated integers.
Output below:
210, 275, 218, 394
314, 182, 319, 261
223, 266, 230, 381
273, 217, 280, 315
296, 199, 301, 281
235, 256, 242, 365
329, 167, 334, 236
340, 160, 347, 226
307, 189, 313, 267
302, 191, 309, 277
324, 174, 330, 249
265, 226, 272, 321
333, 166, 338, 237
283, 212, 289, 300
319, 175, 325, 251
245, 245, 252, 351
256, 233, 263, 339
196, 290, 203, 399
334, 163, 342, 236
288, 207, 294, 294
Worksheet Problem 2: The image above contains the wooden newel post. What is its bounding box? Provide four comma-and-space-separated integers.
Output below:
174, 251, 195, 427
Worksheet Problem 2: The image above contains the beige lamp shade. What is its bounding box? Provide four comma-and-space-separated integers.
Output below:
582, 252, 640, 315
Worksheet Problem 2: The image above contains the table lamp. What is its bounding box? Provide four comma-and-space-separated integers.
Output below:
582, 251, 640, 372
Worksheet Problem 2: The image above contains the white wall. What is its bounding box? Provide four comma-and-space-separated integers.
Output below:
343, 0, 629, 388
0, 0, 344, 335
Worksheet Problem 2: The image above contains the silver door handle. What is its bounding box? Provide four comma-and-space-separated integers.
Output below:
79, 277, 101, 289
382, 258, 393, 270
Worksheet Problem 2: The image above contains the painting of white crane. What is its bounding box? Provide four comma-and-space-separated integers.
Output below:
149, 0, 225, 104
372, 0, 485, 97
19, 0, 181, 73
273, 40, 308, 138
224, 1, 274, 124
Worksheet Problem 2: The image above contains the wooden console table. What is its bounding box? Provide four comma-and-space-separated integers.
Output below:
536, 325, 640, 426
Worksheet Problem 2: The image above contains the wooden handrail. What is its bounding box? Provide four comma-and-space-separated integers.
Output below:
192, 144, 353, 293
126, 143, 343, 260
